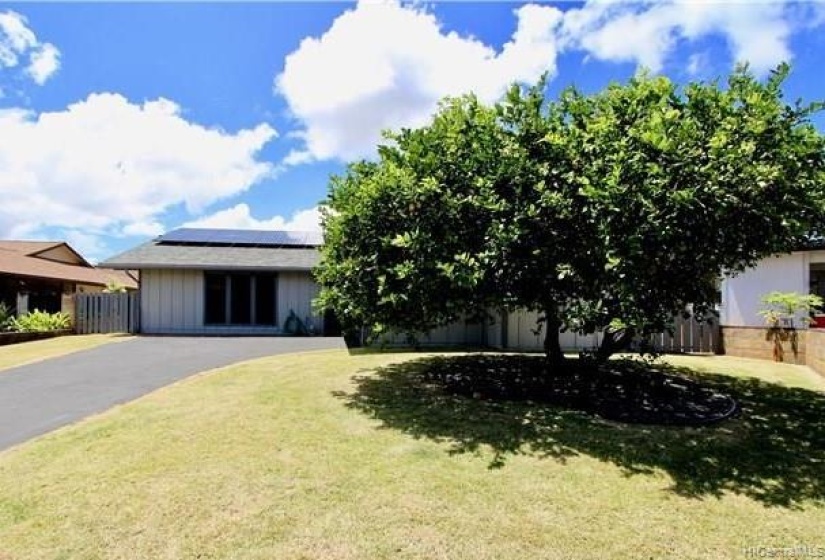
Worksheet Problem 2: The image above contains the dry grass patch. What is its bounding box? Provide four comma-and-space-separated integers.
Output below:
0, 334, 130, 372
0, 351, 822, 559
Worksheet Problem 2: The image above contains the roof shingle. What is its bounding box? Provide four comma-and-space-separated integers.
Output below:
100, 241, 319, 271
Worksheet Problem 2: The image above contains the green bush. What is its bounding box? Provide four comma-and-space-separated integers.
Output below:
9, 310, 72, 333
0, 302, 13, 331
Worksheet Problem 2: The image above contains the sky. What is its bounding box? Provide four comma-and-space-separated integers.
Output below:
0, 1, 824, 262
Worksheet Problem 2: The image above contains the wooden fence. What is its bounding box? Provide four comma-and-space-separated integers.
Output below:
75, 292, 139, 334
646, 313, 720, 354
504, 309, 721, 354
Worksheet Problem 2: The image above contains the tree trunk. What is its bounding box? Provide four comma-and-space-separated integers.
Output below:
595, 328, 635, 363
543, 310, 567, 370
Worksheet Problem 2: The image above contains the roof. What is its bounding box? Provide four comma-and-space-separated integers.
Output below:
0, 242, 137, 288
157, 228, 323, 247
100, 237, 321, 271
0, 241, 64, 255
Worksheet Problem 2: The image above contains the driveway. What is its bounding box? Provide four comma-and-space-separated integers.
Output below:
0, 336, 345, 451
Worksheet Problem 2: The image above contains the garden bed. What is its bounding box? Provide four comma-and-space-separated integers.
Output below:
0, 329, 74, 347
419, 354, 738, 426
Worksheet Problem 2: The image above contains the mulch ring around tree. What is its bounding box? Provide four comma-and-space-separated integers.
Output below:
421, 354, 738, 426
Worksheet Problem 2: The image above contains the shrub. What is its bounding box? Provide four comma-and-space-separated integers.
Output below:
9, 310, 72, 332
759, 291, 824, 328
0, 302, 13, 331
103, 279, 127, 293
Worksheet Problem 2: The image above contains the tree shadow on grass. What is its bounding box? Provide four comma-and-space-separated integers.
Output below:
335, 355, 825, 509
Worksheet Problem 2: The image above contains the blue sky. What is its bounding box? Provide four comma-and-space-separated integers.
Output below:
0, 1, 823, 261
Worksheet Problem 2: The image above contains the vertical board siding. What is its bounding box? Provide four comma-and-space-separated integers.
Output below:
74, 292, 139, 334
377, 316, 486, 347
141, 269, 319, 335
277, 271, 323, 333
141, 269, 203, 334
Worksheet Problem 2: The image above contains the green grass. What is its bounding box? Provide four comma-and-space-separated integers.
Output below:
0, 334, 130, 372
0, 350, 822, 559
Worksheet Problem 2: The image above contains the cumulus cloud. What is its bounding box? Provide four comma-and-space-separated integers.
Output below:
0, 10, 60, 84
0, 93, 276, 240
277, 0, 818, 163
183, 203, 322, 232
560, 0, 791, 74
276, 0, 564, 162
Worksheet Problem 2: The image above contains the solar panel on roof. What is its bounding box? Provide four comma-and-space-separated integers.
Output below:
157, 228, 322, 247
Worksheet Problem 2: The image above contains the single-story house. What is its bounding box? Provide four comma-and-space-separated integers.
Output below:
102, 227, 716, 355
0, 240, 137, 319
719, 240, 825, 370
100, 228, 331, 335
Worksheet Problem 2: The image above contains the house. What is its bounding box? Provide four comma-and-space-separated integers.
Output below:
100, 228, 329, 335
0, 240, 137, 319
98, 227, 726, 358
719, 240, 825, 371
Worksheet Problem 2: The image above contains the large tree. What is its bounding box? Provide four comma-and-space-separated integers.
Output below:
315, 65, 825, 366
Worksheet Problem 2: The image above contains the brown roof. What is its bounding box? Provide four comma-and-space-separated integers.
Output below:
0, 241, 137, 289
0, 241, 64, 255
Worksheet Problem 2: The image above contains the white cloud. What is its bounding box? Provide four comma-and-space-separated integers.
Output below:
277, 0, 817, 164
0, 10, 60, 84
275, 0, 563, 162
0, 93, 277, 240
64, 230, 108, 264
561, 0, 793, 74
121, 221, 165, 238
184, 203, 322, 232
26, 42, 60, 85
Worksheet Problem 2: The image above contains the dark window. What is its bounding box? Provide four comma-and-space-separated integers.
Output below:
811, 265, 825, 299
255, 273, 276, 326
204, 272, 278, 326
230, 273, 252, 324
204, 273, 227, 324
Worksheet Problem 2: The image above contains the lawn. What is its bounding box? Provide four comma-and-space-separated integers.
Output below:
0, 350, 822, 559
0, 334, 130, 372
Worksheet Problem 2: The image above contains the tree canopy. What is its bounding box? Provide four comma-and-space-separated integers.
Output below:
315, 64, 825, 365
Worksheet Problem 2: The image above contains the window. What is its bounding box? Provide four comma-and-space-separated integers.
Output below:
255, 273, 277, 326
811, 264, 825, 300
230, 274, 252, 324
204, 273, 227, 324
204, 272, 278, 326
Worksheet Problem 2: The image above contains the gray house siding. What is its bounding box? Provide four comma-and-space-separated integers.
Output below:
276, 271, 324, 333
139, 268, 323, 335
140, 269, 204, 334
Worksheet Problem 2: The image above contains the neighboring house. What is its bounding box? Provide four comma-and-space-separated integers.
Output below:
100, 228, 329, 335
719, 240, 825, 365
0, 240, 137, 318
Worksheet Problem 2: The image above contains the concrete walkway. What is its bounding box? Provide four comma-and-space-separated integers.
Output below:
0, 336, 345, 450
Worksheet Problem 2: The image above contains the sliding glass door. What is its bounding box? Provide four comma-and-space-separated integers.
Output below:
204, 272, 278, 326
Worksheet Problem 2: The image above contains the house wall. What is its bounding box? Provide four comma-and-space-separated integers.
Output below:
139, 269, 323, 335
377, 310, 601, 351
34, 244, 85, 265
720, 252, 809, 328
377, 317, 486, 347
141, 269, 204, 334
276, 271, 324, 334
503, 309, 602, 352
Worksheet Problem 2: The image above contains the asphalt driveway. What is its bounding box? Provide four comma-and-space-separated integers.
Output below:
0, 336, 345, 450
